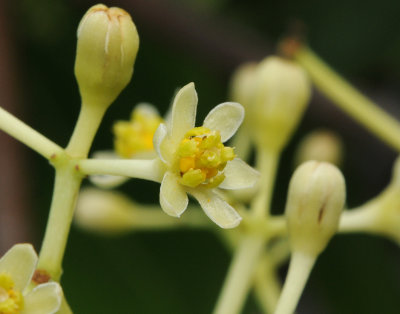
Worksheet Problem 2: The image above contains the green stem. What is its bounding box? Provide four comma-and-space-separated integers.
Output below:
213, 147, 280, 313
66, 103, 107, 158
338, 207, 378, 234
38, 102, 108, 280
254, 254, 282, 314
78, 158, 165, 182
213, 235, 265, 314
295, 46, 400, 152
0, 106, 63, 159
274, 251, 315, 314
37, 163, 83, 280
252, 148, 279, 218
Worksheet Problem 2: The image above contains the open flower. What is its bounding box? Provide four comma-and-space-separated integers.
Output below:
153, 83, 259, 228
0, 244, 62, 314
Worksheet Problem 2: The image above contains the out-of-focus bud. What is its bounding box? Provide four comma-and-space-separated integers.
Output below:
75, 188, 135, 234
294, 129, 343, 167
285, 160, 346, 256
228, 62, 258, 162
249, 56, 311, 152
75, 4, 139, 107
230, 62, 258, 107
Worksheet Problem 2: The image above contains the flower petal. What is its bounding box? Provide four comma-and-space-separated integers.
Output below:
203, 102, 244, 142
169, 83, 198, 141
219, 158, 260, 190
23, 282, 62, 314
160, 172, 188, 217
0, 243, 37, 291
190, 189, 242, 228
153, 123, 169, 163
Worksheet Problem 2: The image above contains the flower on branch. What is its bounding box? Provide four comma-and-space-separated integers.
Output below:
0, 244, 62, 314
153, 82, 259, 228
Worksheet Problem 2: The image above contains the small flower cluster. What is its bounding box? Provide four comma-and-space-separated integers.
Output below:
1, 2, 400, 314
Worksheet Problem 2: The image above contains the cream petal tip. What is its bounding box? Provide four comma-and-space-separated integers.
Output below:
160, 172, 189, 217
190, 190, 242, 229
24, 282, 63, 314
203, 102, 244, 143
219, 158, 260, 190
0, 243, 37, 291
169, 83, 198, 140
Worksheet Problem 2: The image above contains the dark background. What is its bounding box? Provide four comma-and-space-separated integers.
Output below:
1, 0, 400, 313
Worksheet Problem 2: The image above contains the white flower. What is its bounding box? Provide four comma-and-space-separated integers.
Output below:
0, 244, 62, 314
153, 82, 259, 228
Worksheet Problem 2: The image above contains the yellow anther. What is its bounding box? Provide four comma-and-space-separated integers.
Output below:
181, 169, 207, 187
0, 273, 24, 313
176, 139, 198, 157
221, 146, 235, 161
179, 157, 196, 173
176, 127, 235, 188
113, 105, 163, 158
204, 173, 226, 188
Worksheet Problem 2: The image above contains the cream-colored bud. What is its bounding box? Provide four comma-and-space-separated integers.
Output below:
74, 188, 135, 233
294, 129, 343, 167
229, 62, 258, 107
75, 4, 139, 107
285, 160, 346, 256
249, 56, 311, 152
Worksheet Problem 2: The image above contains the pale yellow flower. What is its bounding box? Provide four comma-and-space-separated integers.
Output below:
0, 244, 62, 314
153, 82, 259, 228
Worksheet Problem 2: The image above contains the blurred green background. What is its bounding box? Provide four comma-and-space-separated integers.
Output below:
1, 0, 400, 313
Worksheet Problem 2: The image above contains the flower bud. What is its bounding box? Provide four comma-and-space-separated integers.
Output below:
285, 161, 346, 256
249, 56, 311, 152
75, 4, 139, 107
294, 129, 343, 167
229, 62, 258, 107
74, 188, 135, 234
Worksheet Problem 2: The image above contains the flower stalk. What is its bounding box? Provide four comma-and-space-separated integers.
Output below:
294, 45, 400, 152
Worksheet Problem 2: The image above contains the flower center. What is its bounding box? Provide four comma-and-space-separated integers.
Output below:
0, 273, 24, 314
176, 127, 235, 188
113, 106, 162, 158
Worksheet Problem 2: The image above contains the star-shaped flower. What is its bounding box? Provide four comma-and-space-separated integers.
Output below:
0, 244, 62, 314
153, 83, 259, 228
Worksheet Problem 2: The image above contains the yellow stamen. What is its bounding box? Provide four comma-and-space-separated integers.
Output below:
0, 273, 24, 314
176, 127, 235, 188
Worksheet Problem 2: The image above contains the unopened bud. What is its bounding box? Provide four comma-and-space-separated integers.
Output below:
75, 188, 135, 234
294, 129, 343, 167
229, 62, 258, 107
249, 56, 311, 152
285, 161, 346, 256
75, 4, 139, 107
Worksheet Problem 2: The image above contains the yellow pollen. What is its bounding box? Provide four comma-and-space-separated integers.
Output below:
176, 127, 235, 188
113, 106, 163, 158
0, 273, 24, 314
